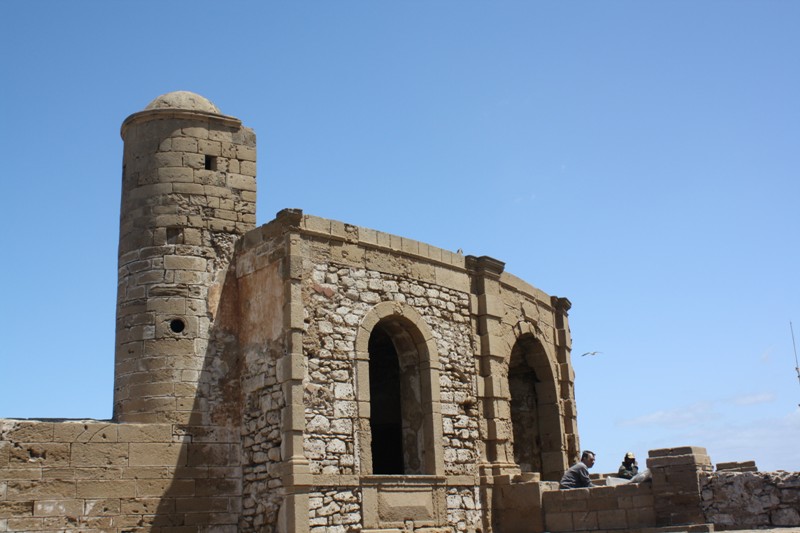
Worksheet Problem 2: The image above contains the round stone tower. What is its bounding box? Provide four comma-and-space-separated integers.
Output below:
114, 91, 256, 424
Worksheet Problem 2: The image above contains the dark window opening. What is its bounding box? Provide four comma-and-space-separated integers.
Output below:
204, 154, 218, 171
368, 326, 404, 474
166, 227, 183, 244
170, 319, 185, 333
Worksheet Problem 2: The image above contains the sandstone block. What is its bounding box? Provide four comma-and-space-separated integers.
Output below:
33, 499, 82, 517
0, 501, 33, 518
120, 497, 166, 514
129, 443, 188, 467
6, 479, 76, 500
71, 443, 129, 466
76, 479, 136, 498
84, 498, 121, 515
135, 478, 195, 497
227, 173, 256, 192
2, 422, 54, 443
171, 137, 198, 152
8, 443, 70, 467
6, 517, 43, 530
544, 511, 573, 532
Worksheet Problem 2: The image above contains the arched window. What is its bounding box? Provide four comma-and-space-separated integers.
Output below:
367, 319, 431, 475
508, 334, 559, 476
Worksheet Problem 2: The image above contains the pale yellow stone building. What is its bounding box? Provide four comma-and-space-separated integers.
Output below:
0, 92, 578, 532
5, 92, 793, 533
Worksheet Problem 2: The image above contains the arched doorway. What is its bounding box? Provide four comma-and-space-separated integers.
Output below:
367, 318, 430, 475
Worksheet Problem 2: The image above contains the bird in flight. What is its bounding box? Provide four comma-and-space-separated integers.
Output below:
581, 351, 602, 357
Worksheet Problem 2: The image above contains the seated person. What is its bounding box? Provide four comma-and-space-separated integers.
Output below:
618, 451, 638, 479
559, 450, 596, 489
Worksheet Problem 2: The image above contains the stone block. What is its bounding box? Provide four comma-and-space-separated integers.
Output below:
8, 442, 70, 466
164, 255, 207, 271
157, 166, 194, 182
5, 479, 76, 500
83, 498, 121, 515
544, 511, 573, 532
194, 477, 240, 496
587, 494, 619, 511
70, 443, 129, 466
237, 145, 256, 161
560, 496, 588, 512
33, 499, 83, 517
572, 509, 598, 530
76, 479, 136, 498
0, 468, 41, 480
120, 497, 166, 514
135, 478, 195, 497
175, 496, 231, 512
626, 507, 656, 527
597, 508, 627, 529
331, 242, 365, 267
228, 173, 256, 192
187, 444, 239, 467
3, 422, 54, 443
129, 442, 188, 466
648, 446, 708, 458
117, 424, 172, 443
6, 517, 43, 530
0, 501, 34, 518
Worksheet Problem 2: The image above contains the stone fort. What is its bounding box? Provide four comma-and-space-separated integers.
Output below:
0, 92, 797, 532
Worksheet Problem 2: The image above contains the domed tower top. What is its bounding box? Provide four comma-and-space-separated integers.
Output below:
144, 91, 222, 114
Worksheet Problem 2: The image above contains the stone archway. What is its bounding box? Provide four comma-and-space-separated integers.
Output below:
506, 324, 564, 481
355, 302, 444, 476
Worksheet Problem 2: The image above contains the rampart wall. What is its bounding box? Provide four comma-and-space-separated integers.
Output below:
0, 420, 241, 532
538, 447, 800, 532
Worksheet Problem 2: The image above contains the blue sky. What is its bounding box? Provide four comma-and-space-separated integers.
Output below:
1, 1, 798, 474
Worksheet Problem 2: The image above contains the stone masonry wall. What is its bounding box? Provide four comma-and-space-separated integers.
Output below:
301, 256, 482, 530
0, 420, 241, 532
234, 227, 290, 533
302, 261, 477, 477
701, 471, 800, 528
541, 482, 656, 532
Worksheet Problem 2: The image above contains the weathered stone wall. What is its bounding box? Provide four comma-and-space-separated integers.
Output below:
0, 420, 241, 532
234, 223, 292, 532
308, 487, 361, 532
701, 471, 800, 528
301, 260, 476, 476
542, 482, 656, 531
115, 98, 256, 426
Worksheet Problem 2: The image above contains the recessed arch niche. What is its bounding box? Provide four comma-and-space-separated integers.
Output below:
508, 329, 563, 480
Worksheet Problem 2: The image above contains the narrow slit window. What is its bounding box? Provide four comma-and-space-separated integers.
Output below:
204, 155, 218, 171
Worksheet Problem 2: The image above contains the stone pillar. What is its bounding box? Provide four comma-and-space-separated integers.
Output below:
647, 446, 713, 527
114, 91, 256, 424
468, 255, 518, 479
551, 296, 578, 471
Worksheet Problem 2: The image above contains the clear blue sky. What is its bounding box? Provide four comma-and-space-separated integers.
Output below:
1, 1, 798, 474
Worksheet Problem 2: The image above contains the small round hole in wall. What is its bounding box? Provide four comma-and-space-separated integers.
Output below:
170, 319, 185, 333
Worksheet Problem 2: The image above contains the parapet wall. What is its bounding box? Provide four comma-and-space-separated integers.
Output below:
542, 482, 656, 531
540, 446, 800, 532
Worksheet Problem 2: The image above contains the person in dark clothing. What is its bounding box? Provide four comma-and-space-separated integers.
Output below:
559, 450, 596, 489
617, 451, 639, 479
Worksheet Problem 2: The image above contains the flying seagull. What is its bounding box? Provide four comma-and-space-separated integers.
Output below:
581, 351, 602, 357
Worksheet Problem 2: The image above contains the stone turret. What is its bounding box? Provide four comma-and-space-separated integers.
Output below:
113, 91, 256, 424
